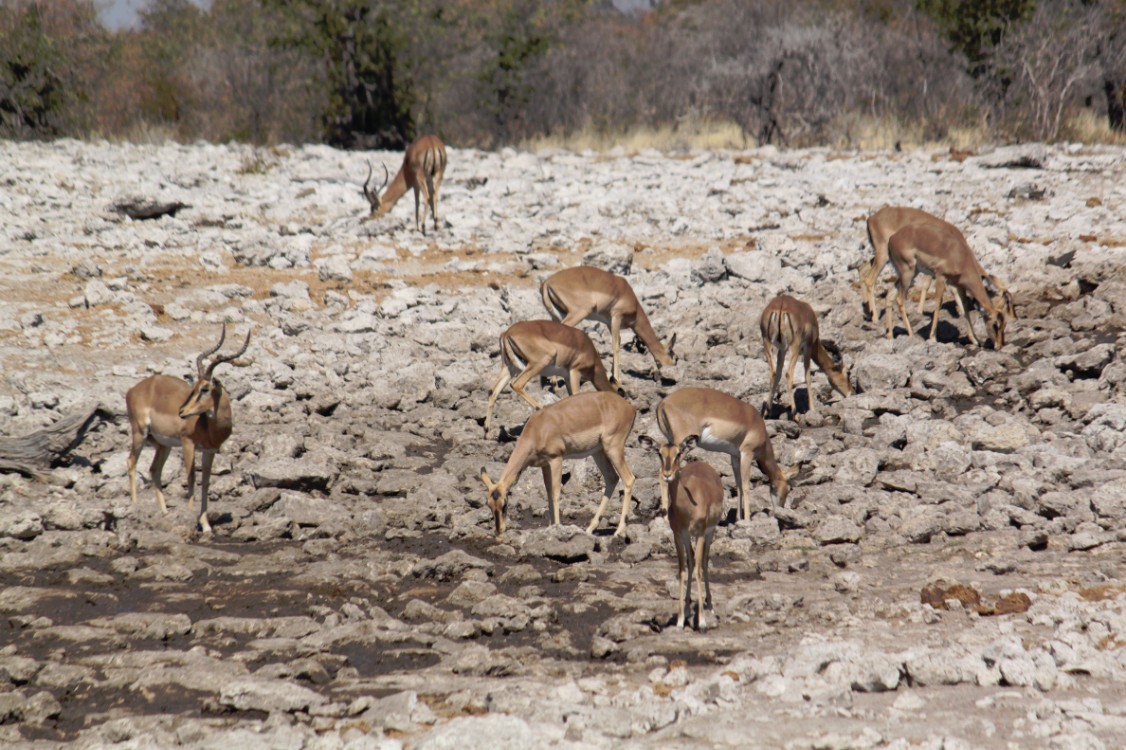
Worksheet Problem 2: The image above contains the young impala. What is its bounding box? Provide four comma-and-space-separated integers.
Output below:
885, 221, 1012, 349
484, 320, 622, 437
654, 387, 796, 521
540, 266, 676, 384
480, 391, 637, 537
639, 434, 723, 631
760, 295, 853, 417
126, 324, 251, 533
363, 134, 447, 234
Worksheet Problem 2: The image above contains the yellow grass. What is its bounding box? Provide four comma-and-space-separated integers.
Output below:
1059, 110, 1126, 146
523, 118, 750, 153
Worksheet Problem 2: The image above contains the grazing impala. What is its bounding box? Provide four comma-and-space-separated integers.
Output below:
860, 206, 1013, 323
654, 387, 796, 520
760, 295, 853, 416
480, 391, 637, 537
484, 320, 622, 437
639, 434, 723, 631
540, 266, 676, 384
363, 134, 447, 234
884, 221, 1012, 349
126, 324, 251, 533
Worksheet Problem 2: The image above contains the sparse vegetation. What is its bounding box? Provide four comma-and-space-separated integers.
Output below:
2, 0, 1124, 147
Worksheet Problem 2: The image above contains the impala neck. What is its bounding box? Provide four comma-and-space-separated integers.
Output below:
192, 389, 233, 449
633, 309, 672, 366
497, 437, 535, 494
376, 170, 409, 216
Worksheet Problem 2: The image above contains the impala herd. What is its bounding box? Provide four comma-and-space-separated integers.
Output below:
124, 135, 1016, 630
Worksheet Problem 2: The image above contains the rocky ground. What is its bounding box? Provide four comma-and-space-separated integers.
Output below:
0, 138, 1124, 749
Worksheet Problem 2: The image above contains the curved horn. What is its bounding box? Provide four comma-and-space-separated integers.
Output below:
196, 323, 227, 380
363, 162, 374, 202
380, 162, 390, 192
205, 328, 251, 379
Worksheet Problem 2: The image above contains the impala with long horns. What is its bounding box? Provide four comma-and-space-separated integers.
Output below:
126, 324, 251, 533
363, 134, 447, 234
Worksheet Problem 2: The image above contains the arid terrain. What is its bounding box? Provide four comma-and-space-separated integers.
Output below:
0, 139, 1124, 749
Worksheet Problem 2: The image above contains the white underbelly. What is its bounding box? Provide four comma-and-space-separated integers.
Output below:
149, 432, 183, 448
698, 426, 739, 455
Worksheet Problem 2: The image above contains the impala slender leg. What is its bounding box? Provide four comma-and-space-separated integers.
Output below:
802, 345, 815, 414
958, 288, 982, 346
676, 530, 689, 628
182, 438, 197, 502
544, 458, 563, 526
916, 276, 932, 316
733, 451, 752, 521
510, 357, 552, 411
610, 314, 623, 385
128, 434, 146, 505
484, 366, 513, 436
702, 527, 715, 612
694, 534, 707, 631
588, 451, 620, 535
928, 275, 947, 341
199, 450, 215, 534
600, 442, 634, 536
785, 343, 800, 414
150, 445, 171, 513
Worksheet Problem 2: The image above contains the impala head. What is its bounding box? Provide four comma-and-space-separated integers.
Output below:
639, 434, 697, 484
663, 332, 678, 365
178, 324, 252, 420
479, 467, 508, 535
773, 465, 799, 509
362, 161, 390, 215
819, 339, 855, 397
986, 307, 1007, 350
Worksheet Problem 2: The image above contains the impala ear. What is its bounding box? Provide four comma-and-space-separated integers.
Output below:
638, 435, 659, 452
677, 434, 699, 457
479, 467, 494, 491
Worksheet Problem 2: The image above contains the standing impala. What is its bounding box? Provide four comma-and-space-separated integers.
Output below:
760, 295, 853, 417
363, 134, 447, 234
484, 320, 622, 437
639, 434, 723, 631
540, 266, 676, 384
480, 391, 637, 537
654, 387, 795, 521
126, 324, 251, 533
884, 221, 1011, 349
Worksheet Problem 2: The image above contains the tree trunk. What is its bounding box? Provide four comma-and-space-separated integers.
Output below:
1106, 77, 1125, 132
0, 404, 111, 478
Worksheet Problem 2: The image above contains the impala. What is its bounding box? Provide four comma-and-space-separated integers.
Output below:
484, 319, 622, 437
479, 391, 637, 537
860, 206, 1015, 324
363, 134, 447, 234
760, 295, 853, 416
126, 324, 251, 533
540, 266, 676, 384
884, 221, 1011, 349
654, 387, 796, 520
639, 434, 723, 631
